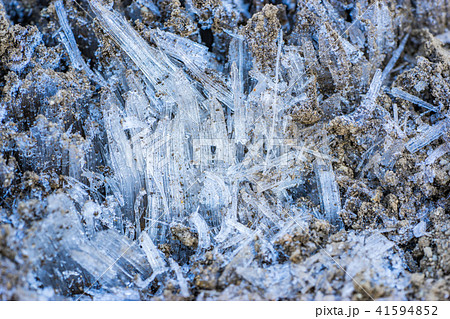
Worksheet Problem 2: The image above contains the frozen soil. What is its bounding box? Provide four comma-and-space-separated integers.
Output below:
0, 0, 450, 300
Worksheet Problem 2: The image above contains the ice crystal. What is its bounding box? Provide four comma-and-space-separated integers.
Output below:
55, 0, 105, 85
1, 0, 449, 301
406, 120, 448, 154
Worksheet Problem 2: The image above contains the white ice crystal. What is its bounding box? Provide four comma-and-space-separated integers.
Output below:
8, 0, 436, 300
314, 157, 342, 228
55, 1, 105, 85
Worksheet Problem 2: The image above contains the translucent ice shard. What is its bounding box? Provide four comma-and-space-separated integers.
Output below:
405, 120, 447, 153
139, 232, 168, 278
413, 221, 427, 238
189, 209, 211, 249
172, 70, 201, 130
425, 143, 450, 165
90, 0, 176, 94
381, 34, 409, 83
102, 92, 142, 223
390, 87, 440, 112
81, 201, 101, 238
362, 233, 395, 260
362, 69, 383, 111
185, 61, 233, 110
168, 258, 189, 297
344, 231, 397, 280
26, 194, 152, 291
223, 219, 257, 247
150, 29, 233, 109
232, 60, 246, 145
150, 29, 217, 71
313, 157, 342, 228
71, 229, 153, 287
366, 0, 396, 67
89, 230, 152, 280
198, 172, 231, 211
55, 1, 105, 85
340, 38, 364, 64
344, 69, 383, 124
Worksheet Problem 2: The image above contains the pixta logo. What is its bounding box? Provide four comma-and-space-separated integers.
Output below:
315, 306, 360, 318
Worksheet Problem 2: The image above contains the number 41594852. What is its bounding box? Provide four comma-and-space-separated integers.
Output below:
376, 306, 438, 316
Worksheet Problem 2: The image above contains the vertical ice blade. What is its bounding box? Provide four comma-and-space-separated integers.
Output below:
140, 232, 168, 276
102, 92, 141, 223
364, 69, 383, 109
314, 157, 342, 228
55, 0, 105, 85
81, 201, 101, 238
189, 209, 211, 249
232, 62, 246, 145
267, 30, 283, 153
381, 34, 409, 82
348, 69, 383, 123
169, 258, 189, 297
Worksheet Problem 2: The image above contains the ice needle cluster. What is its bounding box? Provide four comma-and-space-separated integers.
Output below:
0, 0, 449, 300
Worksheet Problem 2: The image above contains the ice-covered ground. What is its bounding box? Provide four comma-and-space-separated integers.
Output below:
0, 0, 449, 300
